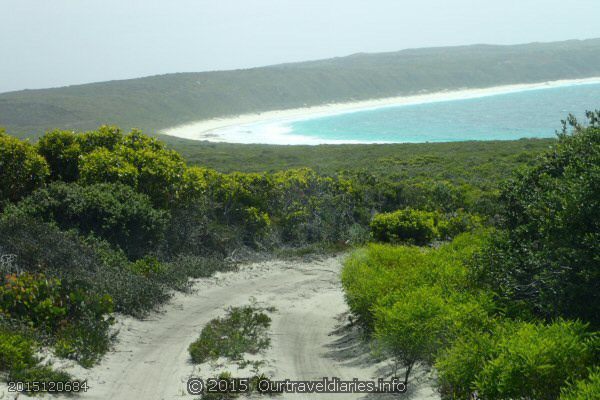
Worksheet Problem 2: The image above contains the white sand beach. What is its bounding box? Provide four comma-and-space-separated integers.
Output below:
161, 77, 600, 145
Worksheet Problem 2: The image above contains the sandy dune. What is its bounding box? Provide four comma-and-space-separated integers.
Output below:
1, 256, 438, 400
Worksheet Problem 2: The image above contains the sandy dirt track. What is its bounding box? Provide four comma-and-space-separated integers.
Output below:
2, 256, 437, 400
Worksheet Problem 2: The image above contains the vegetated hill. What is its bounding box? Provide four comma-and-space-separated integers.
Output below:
2, 38, 600, 138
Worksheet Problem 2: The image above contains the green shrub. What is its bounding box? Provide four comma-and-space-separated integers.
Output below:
374, 288, 492, 384
189, 306, 271, 364
166, 255, 235, 279
0, 329, 37, 372
36, 129, 82, 182
438, 210, 482, 239
473, 115, 600, 325
0, 133, 49, 205
435, 320, 515, 399
80, 130, 187, 207
560, 368, 600, 400
370, 208, 439, 245
9, 365, 74, 389
54, 316, 113, 367
0, 328, 74, 388
342, 231, 490, 332
475, 320, 597, 400
341, 244, 427, 330
0, 273, 67, 331
0, 271, 114, 365
36, 126, 124, 182
129, 256, 166, 277
0, 217, 171, 316
8, 182, 168, 259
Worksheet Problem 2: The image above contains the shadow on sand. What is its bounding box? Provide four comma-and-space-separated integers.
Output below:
323, 312, 438, 399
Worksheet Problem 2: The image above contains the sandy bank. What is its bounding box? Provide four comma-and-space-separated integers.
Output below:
161, 77, 600, 145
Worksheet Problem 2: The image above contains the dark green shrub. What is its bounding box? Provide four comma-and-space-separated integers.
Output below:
8, 182, 168, 259
0, 216, 169, 316
167, 255, 235, 279
472, 115, 600, 325
9, 365, 74, 389
370, 208, 439, 245
54, 316, 113, 367
164, 201, 238, 257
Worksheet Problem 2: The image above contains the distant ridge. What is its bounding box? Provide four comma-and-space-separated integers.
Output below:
2, 38, 600, 138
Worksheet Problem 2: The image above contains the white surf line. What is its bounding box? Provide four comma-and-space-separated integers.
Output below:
161, 77, 600, 144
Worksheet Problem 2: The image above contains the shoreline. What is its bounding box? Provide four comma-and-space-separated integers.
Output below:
161, 77, 600, 145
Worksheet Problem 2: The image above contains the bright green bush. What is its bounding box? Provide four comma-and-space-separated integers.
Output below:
77, 125, 122, 153
79, 147, 138, 186
129, 256, 166, 277
0, 133, 49, 204
242, 206, 272, 243
475, 320, 597, 400
342, 231, 490, 332
80, 130, 187, 207
341, 244, 427, 330
0, 329, 37, 372
0, 271, 114, 365
560, 368, 600, 400
0, 328, 74, 387
370, 208, 439, 245
36, 126, 124, 182
435, 320, 515, 399
36, 129, 82, 181
374, 288, 492, 383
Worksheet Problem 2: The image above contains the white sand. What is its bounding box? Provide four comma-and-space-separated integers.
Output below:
161, 77, 600, 145
0, 256, 437, 400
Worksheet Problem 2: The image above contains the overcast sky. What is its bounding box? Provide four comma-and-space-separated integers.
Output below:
1, 0, 599, 93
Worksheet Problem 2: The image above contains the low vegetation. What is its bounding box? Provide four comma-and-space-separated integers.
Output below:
0, 328, 74, 388
188, 305, 272, 365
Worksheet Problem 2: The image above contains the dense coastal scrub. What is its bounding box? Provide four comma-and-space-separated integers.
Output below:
341, 112, 600, 399
0, 124, 491, 387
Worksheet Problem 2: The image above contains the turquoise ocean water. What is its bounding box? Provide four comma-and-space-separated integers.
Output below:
286, 83, 600, 143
